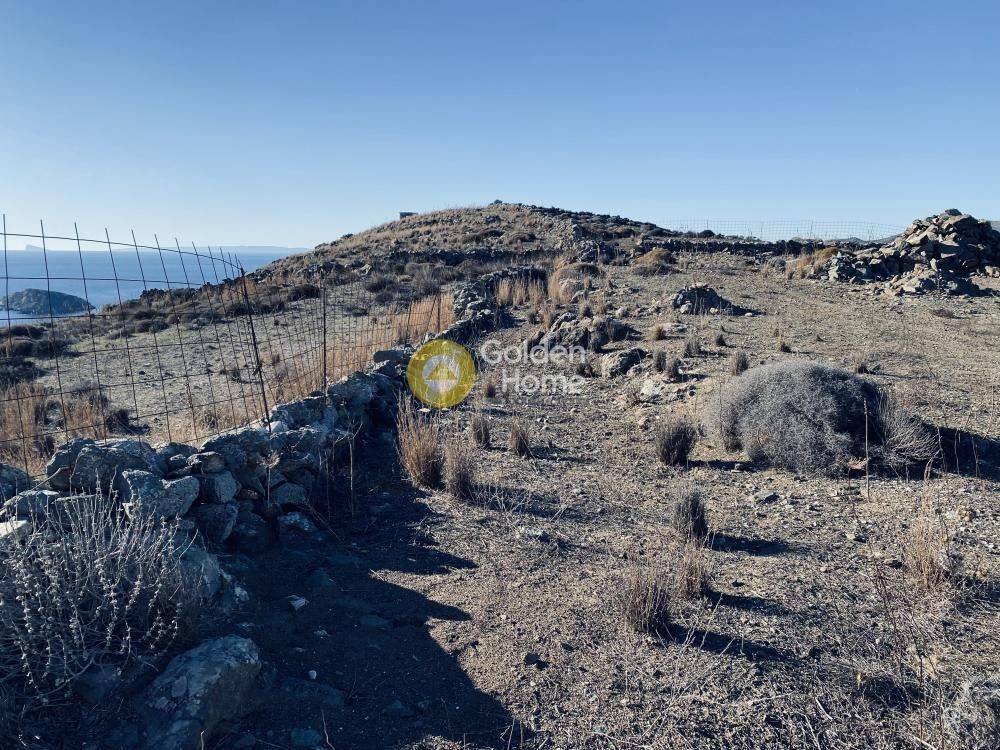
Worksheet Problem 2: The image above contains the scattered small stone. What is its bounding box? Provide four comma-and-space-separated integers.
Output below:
287, 595, 309, 612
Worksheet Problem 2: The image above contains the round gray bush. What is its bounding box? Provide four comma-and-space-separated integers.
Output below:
709, 361, 932, 476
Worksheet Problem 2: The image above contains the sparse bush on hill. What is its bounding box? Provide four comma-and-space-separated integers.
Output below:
710, 361, 934, 475
672, 541, 710, 601
682, 333, 701, 357
655, 414, 697, 466
469, 410, 490, 448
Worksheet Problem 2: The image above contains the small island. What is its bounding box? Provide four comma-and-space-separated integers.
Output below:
0, 288, 94, 316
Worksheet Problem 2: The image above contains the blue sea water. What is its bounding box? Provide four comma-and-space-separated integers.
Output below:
1, 248, 295, 325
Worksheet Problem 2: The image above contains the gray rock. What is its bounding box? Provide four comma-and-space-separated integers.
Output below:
121, 471, 200, 519
70, 440, 157, 492
0, 461, 31, 499
277, 511, 316, 539
229, 511, 273, 555
138, 635, 261, 750
180, 545, 222, 601
601, 347, 646, 378
44, 437, 95, 490
0, 518, 31, 542
3, 489, 60, 519
198, 471, 239, 505
186, 452, 227, 474
270, 482, 308, 508
193, 502, 239, 544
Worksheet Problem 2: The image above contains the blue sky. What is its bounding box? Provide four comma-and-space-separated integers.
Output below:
1, 1, 997, 248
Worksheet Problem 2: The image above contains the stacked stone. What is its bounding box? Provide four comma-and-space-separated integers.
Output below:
824, 209, 1000, 295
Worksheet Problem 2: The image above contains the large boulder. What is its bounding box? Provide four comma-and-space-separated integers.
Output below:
192, 502, 239, 544
137, 635, 261, 750
2, 488, 60, 519
601, 347, 646, 378
198, 470, 239, 505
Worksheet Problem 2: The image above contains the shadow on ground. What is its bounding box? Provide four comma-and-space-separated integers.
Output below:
228, 451, 527, 749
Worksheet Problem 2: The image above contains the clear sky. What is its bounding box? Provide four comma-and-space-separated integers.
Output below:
1, 1, 997, 248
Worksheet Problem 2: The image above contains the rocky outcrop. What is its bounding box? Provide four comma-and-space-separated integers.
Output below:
0, 288, 94, 316
824, 209, 1000, 295
137, 636, 261, 750
670, 283, 750, 315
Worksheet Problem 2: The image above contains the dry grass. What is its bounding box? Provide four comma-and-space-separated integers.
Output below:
396, 397, 442, 488
682, 333, 701, 358
646, 324, 667, 342
784, 246, 839, 280
905, 510, 959, 595
655, 414, 697, 466
620, 568, 672, 635
729, 350, 750, 376
670, 485, 709, 544
495, 277, 546, 308
482, 373, 499, 399
672, 541, 710, 600
508, 419, 532, 457
469, 410, 491, 448
776, 337, 792, 353
0, 382, 111, 476
443, 435, 476, 501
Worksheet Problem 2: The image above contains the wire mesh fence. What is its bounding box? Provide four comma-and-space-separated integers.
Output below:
0, 217, 454, 477
657, 219, 902, 244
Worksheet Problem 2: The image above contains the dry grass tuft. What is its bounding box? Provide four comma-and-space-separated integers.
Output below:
469, 410, 491, 448
646, 324, 667, 342
905, 510, 960, 595
396, 397, 442, 488
508, 419, 532, 457
620, 568, 672, 635
729, 350, 750, 376
444, 435, 476, 501
776, 337, 792, 353
682, 333, 701, 358
670, 485, 709, 544
672, 541, 711, 600
655, 414, 697, 466
714, 333, 726, 347
482, 373, 499, 399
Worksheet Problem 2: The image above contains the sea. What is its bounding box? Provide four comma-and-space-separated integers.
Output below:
1, 246, 302, 325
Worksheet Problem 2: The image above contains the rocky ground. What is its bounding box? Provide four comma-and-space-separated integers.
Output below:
199, 253, 997, 748
2, 206, 998, 749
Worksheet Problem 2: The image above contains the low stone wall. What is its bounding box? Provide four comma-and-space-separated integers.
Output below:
0, 266, 540, 749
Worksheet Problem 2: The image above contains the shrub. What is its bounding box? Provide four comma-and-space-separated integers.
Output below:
469, 411, 491, 448
729, 350, 749, 375
714, 333, 726, 347
905, 512, 960, 595
672, 541, 710, 601
0, 492, 196, 698
874, 393, 937, 470
670, 485, 708, 544
776, 338, 791, 353
709, 361, 933, 476
682, 333, 701, 357
482, 373, 499, 399
508, 420, 532, 457
663, 356, 682, 382
444, 437, 476, 500
646, 324, 666, 342
620, 569, 672, 635
396, 397, 442, 487
655, 414, 697, 466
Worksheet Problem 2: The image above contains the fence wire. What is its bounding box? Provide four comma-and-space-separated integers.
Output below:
0, 217, 453, 478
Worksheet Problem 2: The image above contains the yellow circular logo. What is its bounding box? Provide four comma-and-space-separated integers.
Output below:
406, 339, 476, 408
